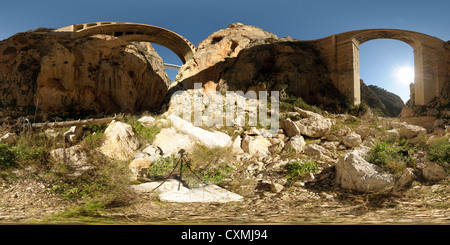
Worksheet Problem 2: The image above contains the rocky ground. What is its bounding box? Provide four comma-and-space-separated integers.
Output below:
0, 175, 448, 224
0, 103, 449, 224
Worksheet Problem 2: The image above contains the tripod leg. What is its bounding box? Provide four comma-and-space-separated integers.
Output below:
151, 157, 180, 192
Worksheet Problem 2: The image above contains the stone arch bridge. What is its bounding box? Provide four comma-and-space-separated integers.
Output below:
52, 21, 196, 64
309, 29, 448, 105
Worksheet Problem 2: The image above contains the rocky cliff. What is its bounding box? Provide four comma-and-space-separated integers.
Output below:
0, 28, 170, 116
170, 23, 346, 112
360, 79, 405, 117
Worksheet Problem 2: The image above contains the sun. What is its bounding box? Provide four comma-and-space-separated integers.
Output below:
395, 66, 414, 85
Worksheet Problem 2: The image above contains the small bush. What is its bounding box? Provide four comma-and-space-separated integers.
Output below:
285, 160, 319, 184
133, 122, 160, 144
82, 132, 104, 148
367, 140, 414, 174
57, 200, 108, 218
147, 156, 176, 180
427, 137, 450, 170
280, 94, 321, 113
0, 144, 16, 167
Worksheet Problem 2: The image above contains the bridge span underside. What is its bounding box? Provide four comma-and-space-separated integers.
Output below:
52, 22, 196, 64
310, 29, 448, 106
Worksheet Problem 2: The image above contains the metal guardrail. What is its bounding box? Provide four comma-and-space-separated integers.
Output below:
164, 63, 181, 71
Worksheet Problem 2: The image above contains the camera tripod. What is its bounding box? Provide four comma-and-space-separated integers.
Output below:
151, 149, 206, 192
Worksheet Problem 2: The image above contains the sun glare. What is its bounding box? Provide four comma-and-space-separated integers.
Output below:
395, 66, 414, 85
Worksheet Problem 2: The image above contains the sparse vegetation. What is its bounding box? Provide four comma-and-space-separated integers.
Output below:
280, 94, 322, 114
427, 137, 450, 171
367, 139, 415, 174
284, 160, 319, 184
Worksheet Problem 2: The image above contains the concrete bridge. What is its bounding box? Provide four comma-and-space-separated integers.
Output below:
52, 22, 196, 63
309, 29, 448, 105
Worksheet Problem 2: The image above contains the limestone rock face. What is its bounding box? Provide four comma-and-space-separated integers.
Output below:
173, 23, 278, 91
171, 23, 345, 111
0, 29, 170, 113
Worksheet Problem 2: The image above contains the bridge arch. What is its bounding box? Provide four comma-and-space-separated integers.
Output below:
310, 29, 447, 105
52, 22, 196, 64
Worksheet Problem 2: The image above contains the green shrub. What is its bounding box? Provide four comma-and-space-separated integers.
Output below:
0, 144, 16, 167
82, 132, 104, 148
285, 160, 319, 184
427, 137, 450, 169
201, 164, 233, 184
280, 94, 321, 113
367, 140, 414, 174
133, 121, 160, 144
147, 156, 176, 179
57, 200, 108, 218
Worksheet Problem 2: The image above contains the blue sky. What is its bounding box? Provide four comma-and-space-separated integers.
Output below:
1, 0, 449, 102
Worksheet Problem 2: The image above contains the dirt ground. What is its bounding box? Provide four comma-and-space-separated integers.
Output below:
1, 174, 448, 225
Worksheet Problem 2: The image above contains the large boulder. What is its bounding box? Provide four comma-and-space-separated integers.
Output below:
284, 135, 306, 153
335, 151, 394, 192
132, 179, 243, 203
167, 115, 232, 148
98, 120, 140, 160
50, 145, 92, 177
398, 122, 427, 139
421, 161, 448, 182
159, 184, 244, 203
152, 127, 193, 157
242, 135, 272, 156
293, 108, 332, 138
280, 118, 301, 137
342, 132, 362, 148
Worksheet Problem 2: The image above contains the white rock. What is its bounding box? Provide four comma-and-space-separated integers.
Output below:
98, 120, 140, 160
270, 183, 284, 193
385, 129, 400, 141
343, 132, 362, 148
168, 114, 232, 148
295, 114, 332, 138
395, 168, 415, 190
355, 125, 370, 140
398, 123, 427, 139
64, 126, 83, 143
280, 119, 301, 137
138, 116, 156, 126
303, 144, 331, 158
335, 151, 394, 192
232, 135, 244, 154
159, 184, 243, 203
152, 127, 193, 156
131, 179, 188, 194
242, 135, 271, 156
50, 145, 92, 177
0, 133, 17, 145
284, 135, 306, 153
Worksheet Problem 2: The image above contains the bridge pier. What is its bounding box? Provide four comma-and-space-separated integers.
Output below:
311, 29, 447, 106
